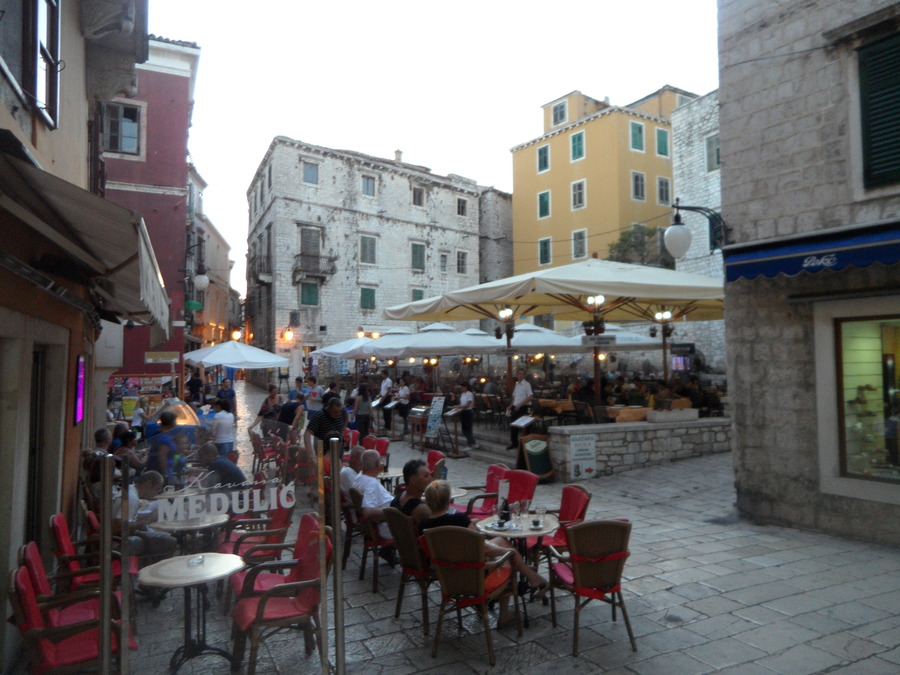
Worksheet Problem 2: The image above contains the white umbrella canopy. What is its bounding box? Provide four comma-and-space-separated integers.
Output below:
310, 336, 372, 360
362, 322, 502, 358
383, 258, 724, 324
183, 341, 288, 368
565, 324, 663, 351
506, 324, 585, 354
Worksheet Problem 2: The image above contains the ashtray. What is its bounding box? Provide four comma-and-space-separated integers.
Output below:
187, 555, 205, 567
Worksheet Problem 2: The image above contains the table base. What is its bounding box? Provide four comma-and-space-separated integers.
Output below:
170, 583, 236, 673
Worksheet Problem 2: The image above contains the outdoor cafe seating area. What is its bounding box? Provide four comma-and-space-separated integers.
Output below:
9, 424, 640, 673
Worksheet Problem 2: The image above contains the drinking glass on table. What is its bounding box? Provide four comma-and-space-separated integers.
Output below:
509, 502, 520, 529
519, 499, 531, 527
534, 506, 547, 528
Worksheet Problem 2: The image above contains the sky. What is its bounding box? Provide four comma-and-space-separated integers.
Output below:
148, 0, 720, 296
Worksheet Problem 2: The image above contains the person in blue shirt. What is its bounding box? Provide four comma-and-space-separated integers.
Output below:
197, 443, 247, 489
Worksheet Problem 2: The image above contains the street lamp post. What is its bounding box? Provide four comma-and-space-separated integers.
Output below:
586, 295, 605, 405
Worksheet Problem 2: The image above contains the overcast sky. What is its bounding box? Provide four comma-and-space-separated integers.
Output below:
148, 0, 720, 295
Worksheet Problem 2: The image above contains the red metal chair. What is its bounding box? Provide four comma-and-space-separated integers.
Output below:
548, 519, 637, 656
343, 428, 360, 448
218, 501, 295, 559
230, 523, 334, 675
49, 513, 137, 592
9, 566, 134, 673
505, 469, 539, 504
459, 464, 509, 521
19, 542, 106, 627
526, 484, 592, 568
249, 431, 279, 474
426, 450, 445, 474
361, 435, 377, 450
375, 437, 391, 470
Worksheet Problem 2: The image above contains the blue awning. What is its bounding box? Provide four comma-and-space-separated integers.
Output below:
724, 220, 900, 282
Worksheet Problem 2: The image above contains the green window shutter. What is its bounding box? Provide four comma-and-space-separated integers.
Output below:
630, 122, 644, 151
412, 289, 424, 301
301, 282, 319, 306
538, 191, 550, 218
360, 288, 375, 309
411, 243, 425, 270
537, 146, 549, 172
859, 33, 900, 189
656, 128, 669, 157
539, 238, 551, 264
571, 132, 584, 160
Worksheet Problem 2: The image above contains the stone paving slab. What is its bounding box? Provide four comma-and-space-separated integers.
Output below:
116, 382, 900, 674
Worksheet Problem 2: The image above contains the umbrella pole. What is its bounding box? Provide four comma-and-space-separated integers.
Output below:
594, 346, 602, 406
662, 330, 669, 382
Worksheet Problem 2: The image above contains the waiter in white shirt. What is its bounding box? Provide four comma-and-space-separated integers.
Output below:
379, 369, 393, 432
506, 367, 533, 450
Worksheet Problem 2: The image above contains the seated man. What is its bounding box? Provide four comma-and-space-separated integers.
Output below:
196, 442, 247, 489
112, 470, 178, 564
352, 449, 395, 545
389, 459, 432, 525
340, 445, 365, 491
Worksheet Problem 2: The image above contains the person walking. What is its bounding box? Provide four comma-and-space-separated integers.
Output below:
354, 384, 372, 437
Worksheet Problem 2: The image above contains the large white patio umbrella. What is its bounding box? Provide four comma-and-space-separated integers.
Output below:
506, 324, 586, 354
184, 341, 288, 368
383, 258, 724, 390
310, 336, 373, 360
362, 322, 502, 358
565, 324, 664, 352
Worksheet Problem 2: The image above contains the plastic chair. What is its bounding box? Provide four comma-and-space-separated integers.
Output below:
230, 525, 334, 675
383, 507, 435, 635
421, 526, 521, 666
526, 484, 592, 568
347, 486, 395, 592
9, 566, 134, 673
224, 513, 321, 615
459, 464, 508, 521
548, 520, 637, 656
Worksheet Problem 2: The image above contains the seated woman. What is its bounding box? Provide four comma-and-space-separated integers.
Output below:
419, 480, 546, 625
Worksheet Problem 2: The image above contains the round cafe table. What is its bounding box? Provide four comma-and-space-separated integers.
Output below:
139, 552, 245, 673
476, 513, 559, 628
152, 513, 229, 554
451, 487, 467, 502
378, 469, 403, 491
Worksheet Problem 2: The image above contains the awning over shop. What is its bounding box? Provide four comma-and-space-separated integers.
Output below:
0, 151, 170, 335
723, 220, 900, 282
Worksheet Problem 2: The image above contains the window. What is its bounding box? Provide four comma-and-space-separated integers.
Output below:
103, 102, 141, 154
657, 177, 671, 205
303, 162, 318, 185
538, 237, 552, 265
360, 235, 376, 264
440, 253, 448, 272
656, 128, 670, 157
537, 145, 550, 173
859, 33, 900, 188
361, 175, 376, 196
457, 198, 467, 216
706, 134, 720, 171
267, 164, 272, 190
411, 242, 426, 270
836, 315, 900, 483
552, 101, 567, 125
571, 180, 586, 210
412, 289, 425, 302
572, 229, 587, 259
632, 172, 646, 200
360, 287, 376, 310
301, 283, 319, 306
630, 121, 645, 151
570, 131, 585, 161
534, 314, 554, 330
538, 191, 551, 218
412, 187, 425, 206
456, 251, 467, 274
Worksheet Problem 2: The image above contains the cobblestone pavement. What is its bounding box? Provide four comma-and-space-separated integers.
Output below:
130, 382, 900, 674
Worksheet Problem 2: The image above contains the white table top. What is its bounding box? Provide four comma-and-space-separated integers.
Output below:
138, 552, 244, 588
151, 513, 229, 534
451, 487, 467, 501
476, 513, 559, 539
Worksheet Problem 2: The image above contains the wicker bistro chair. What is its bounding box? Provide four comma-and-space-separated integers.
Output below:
383, 507, 436, 635
421, 526, 521, 667
548, 519, 637, 656
347, 486, 395, 592
526, 484, 592, 569
230, 525, 334, 675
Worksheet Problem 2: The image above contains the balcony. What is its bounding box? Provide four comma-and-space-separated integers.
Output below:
249, 255, 273, 285
292, 253, 337, 283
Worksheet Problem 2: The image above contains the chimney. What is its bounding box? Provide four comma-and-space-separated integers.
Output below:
394, 149, 403, 162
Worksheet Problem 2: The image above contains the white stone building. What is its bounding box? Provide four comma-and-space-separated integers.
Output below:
719, 0, 900, 545
671, 90, 726, 373
245, 138, 511, 379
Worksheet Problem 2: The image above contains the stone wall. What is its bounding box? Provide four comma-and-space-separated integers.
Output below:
548, 418, 732, 482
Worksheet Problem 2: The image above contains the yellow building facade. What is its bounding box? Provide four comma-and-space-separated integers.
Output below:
511, 87, 696, 278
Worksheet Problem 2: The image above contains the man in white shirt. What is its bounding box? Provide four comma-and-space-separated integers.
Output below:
352, 449, 394, 541
340, 445, 364, 491
112, 470, 177, 563
507, 368, 534, 449
379, 369, 393, 432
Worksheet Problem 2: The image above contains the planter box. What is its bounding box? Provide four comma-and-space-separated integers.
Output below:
647, 408, 699, 423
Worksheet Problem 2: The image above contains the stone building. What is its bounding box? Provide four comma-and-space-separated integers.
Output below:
245, 138, 512, 379
719, 0, 900, 545
671, 90, 726, 373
